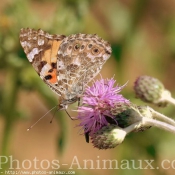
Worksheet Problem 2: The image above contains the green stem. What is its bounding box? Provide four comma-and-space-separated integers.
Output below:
1, 68, 19, 169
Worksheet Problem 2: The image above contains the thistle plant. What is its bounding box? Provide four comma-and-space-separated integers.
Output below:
77, 76, 175, 149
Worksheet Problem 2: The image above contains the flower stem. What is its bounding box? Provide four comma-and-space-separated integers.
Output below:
165, 96, 175, 106
124, 121, 142, 133
161, 90, 175, 106
149, 107, 175, 126
141, 117, 175, 134
124, 116, 175, 134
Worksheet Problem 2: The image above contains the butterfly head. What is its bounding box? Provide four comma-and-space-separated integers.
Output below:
58, 96, 79, 110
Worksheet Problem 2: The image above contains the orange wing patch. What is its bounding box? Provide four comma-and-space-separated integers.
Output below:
49, 69, 57, 84
41, 40, 62, 84
42, 40, 62, 64
44, 69, 57, 83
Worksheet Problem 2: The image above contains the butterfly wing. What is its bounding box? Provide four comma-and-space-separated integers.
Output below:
56, 33, 112, 101
20, 29, 111, 107
19, 28, 66, 95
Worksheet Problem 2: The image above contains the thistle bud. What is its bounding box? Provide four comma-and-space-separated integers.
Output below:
112, 104, 153, 132
91, 125, 127, 149
134, 76, 168, 107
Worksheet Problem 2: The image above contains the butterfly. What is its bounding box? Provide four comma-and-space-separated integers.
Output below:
19, 28, 111, 110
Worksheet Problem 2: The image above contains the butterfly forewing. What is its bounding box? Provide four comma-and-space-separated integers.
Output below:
19, 28, 111, 108
20, 28, 66, 95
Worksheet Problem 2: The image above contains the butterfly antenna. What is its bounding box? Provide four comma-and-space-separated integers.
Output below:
27, 106, 57, 131
50, 106, 59, 123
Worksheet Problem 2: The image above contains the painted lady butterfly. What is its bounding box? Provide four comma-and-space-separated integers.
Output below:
19, 28, 111, 110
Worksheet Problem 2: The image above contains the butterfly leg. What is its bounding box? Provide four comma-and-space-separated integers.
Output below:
78, 97, 81, 107
65, 109, 78, 120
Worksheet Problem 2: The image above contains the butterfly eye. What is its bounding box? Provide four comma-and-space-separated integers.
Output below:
92, 47, 100, 55
74, 43, 80, 50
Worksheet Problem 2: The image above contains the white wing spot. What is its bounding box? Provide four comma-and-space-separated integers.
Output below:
21, 41, 27, 47
27, 48, 39, 62
57, 60, 65, 69
38, 38, 44, 45
40, 63, 52, 79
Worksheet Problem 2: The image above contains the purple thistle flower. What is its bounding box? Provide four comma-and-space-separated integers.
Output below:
77, 78, 130, 134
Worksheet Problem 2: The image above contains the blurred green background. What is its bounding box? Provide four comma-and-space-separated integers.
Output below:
0, 0, 175, 175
